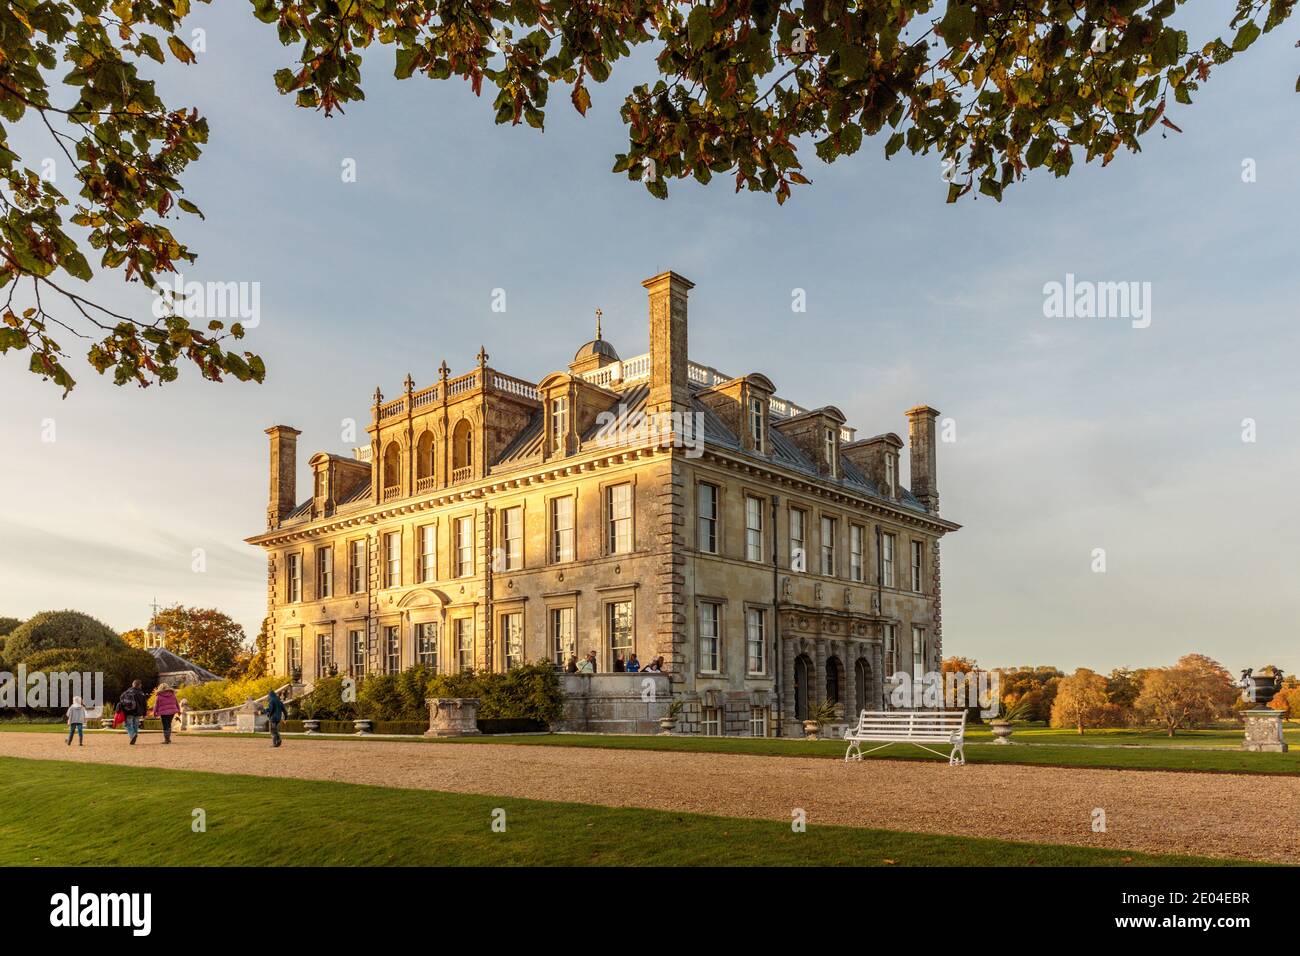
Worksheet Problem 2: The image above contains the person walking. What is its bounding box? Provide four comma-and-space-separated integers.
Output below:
262, 687, 286, 747
151, 683, 181, 744
119, 680, 149, 745
65, 695, 87, 746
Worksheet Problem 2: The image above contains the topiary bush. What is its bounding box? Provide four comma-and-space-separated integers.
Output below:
4, 610, 123, 664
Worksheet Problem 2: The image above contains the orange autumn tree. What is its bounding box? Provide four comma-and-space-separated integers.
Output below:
1050, 667, 1109, 734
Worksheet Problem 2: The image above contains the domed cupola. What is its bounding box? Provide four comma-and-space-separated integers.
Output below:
569, 309, 620, 375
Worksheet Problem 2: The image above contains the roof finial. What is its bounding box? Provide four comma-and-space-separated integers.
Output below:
595, 308, 603, 341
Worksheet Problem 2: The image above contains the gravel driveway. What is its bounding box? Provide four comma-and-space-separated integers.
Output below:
2, 732, 1295, 862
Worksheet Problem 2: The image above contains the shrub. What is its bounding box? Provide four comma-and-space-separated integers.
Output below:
427, 662, 563, 725
5, 610, 123, 663
20, 645, 158, 711
298, 676, 356, 720
0, 617, 22, 638
172, 675, 289, 711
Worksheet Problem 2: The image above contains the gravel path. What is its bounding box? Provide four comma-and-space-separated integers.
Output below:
2, 732, 1296, 862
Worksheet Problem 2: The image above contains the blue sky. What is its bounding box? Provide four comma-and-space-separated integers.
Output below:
2, 6, 1296, 675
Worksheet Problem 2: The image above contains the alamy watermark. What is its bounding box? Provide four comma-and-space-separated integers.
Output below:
0, 665, 103, 709
151, 273, 261, 328
1042, 273, 1151, 329
592, 404, 705, 458
887, 669, 1001, 719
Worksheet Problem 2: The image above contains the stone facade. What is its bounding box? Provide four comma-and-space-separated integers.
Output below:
245, 270, 960, 737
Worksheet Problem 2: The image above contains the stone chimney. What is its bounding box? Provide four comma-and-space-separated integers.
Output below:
905, 406, 939, 512
644, 271, 694, 414
266, 425, 301, 528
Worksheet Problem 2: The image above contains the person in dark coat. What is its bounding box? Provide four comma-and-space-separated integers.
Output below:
262, 688, 286, 747
119, 680, 149, 745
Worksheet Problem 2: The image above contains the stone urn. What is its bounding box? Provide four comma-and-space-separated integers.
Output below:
425, 697, 481, 737
990, 720, 1014, 744
353, 718, 373, 735
303, 719, 321, 735
803, 720, 821, 740
658, 714, 677, 735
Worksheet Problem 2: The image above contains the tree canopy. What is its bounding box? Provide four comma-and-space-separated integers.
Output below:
2, 0, 1295, 392
123, 604, 249, 677
3, 608, 122, 663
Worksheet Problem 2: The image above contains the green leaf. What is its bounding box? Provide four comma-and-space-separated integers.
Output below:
688, 6, 713, 51
1231, 22, 1261, 52
885, 132, 905, 159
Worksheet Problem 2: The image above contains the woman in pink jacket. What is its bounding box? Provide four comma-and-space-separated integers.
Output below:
151, 683, 181, 744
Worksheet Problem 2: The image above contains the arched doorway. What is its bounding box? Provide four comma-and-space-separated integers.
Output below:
794, 654, 811, 721
826, 656, 842, 707
855, 657, 871, 716
382, 442, 401, 493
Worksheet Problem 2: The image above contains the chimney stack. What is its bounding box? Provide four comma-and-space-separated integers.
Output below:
905, 406, 939, 512
644, 271, 694, 414
266, 425, 301, 528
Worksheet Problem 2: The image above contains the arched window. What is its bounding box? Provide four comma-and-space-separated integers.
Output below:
382, 442, 401, 492
794, 654, 812, 722
826, 656, 842, 705
855, 658, 871, 716
452, 420, 473, 476
416, 431, 435, 483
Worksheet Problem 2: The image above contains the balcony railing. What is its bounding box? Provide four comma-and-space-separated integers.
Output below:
415, 475, 436, 493
382, 485, 401, 502
451, 466, 472, 484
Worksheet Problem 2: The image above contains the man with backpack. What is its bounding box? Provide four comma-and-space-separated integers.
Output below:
118, 680, 149, 745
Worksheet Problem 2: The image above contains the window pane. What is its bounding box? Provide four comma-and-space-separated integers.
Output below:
551, 607, 575, 665
746, 608, 765, 674
698, 603, 719, 672
502, 613, 523, 669
697, 484, 717, 553
417, 622, 438, 669
745, 497, 763, 562
608, 484, 632, 554
552, 497, 575, 562
607, 601, 633, 659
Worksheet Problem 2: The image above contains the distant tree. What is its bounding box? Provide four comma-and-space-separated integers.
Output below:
1136, 665, 1219, 736
1175, 653, 1238, 719
1051, 668, 1110, 734
3, 610, 122, 663
1105, 667, 1142, 710
227, 617, 271, 681
941, 656, 978, 674
0, 617, 23, 637
998, 666, 1063, 723
119, 628, 148, 650
1267, 678, 1299, 719
151, 606, 248, 677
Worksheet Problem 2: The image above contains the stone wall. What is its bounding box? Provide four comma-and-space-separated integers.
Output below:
555, 673, 671, 735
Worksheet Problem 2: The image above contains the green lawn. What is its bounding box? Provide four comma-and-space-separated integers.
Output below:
0, 756, 1254, 867
5, 721, 1297, 775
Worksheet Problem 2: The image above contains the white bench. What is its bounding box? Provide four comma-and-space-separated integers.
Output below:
843, 710, 967, 766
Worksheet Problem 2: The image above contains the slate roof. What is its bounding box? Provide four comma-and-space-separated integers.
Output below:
148, 647, 221, 683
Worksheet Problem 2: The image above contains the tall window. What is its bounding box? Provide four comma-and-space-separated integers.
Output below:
702, 707, 722, 736
824, 427, 837, 477
550, 396, 568, 451
820, 516, 837, 576
286, 553, 302, 603
790, 508, 806, 571
502, 612, 523, 669
748, 397, 764, 451
501, 506, 522, 570
911, 540, 924, 592
384, 624, 400, 674
348, 539, 366, 593
384, 532, 401, 588
455, 516, 474, 577
912, 625, 926, 678
314, 469, 326, 499
316, 546, 333, 598
745, 496, 764, 562
417, 622, 438, 669
607, 601, 633, 663
749, 705, 769, 738
315, 632, 333, 678
697, 483, 718, 554
883, 624, 897, 676
698, 602, 720, 673
551, 607, 575, 666
850, 525, 865, 582
288, 635, 301, 674
607, 483, 633, 554
551, 496, 575, 563
349, 628, 365, 676
746, 607, 766, 675
419, 525, 436, 583
882, 532, 896, 588
885, 453, 896, 495
456, 618, 474, 672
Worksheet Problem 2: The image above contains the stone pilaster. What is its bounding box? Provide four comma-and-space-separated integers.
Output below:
932, 539, 943, 664
654, 459, 687, 680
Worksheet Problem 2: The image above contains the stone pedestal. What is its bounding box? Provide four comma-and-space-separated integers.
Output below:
425, 697, 481, 736
235, 698, 267, 733
1242, 709, 1288, 752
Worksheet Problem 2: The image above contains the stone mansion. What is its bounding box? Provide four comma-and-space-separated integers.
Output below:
246, 271, 960, 737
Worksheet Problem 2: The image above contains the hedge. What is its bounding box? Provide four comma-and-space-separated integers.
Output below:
4, 610, 124, 663
18, 644, 158, 712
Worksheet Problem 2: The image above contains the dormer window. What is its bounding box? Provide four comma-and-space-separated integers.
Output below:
824, 427, 837, 478
314, 469, 326, 499
749, 397, 765, 452
885, 453, 896, 496
550, 396, 569, 453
